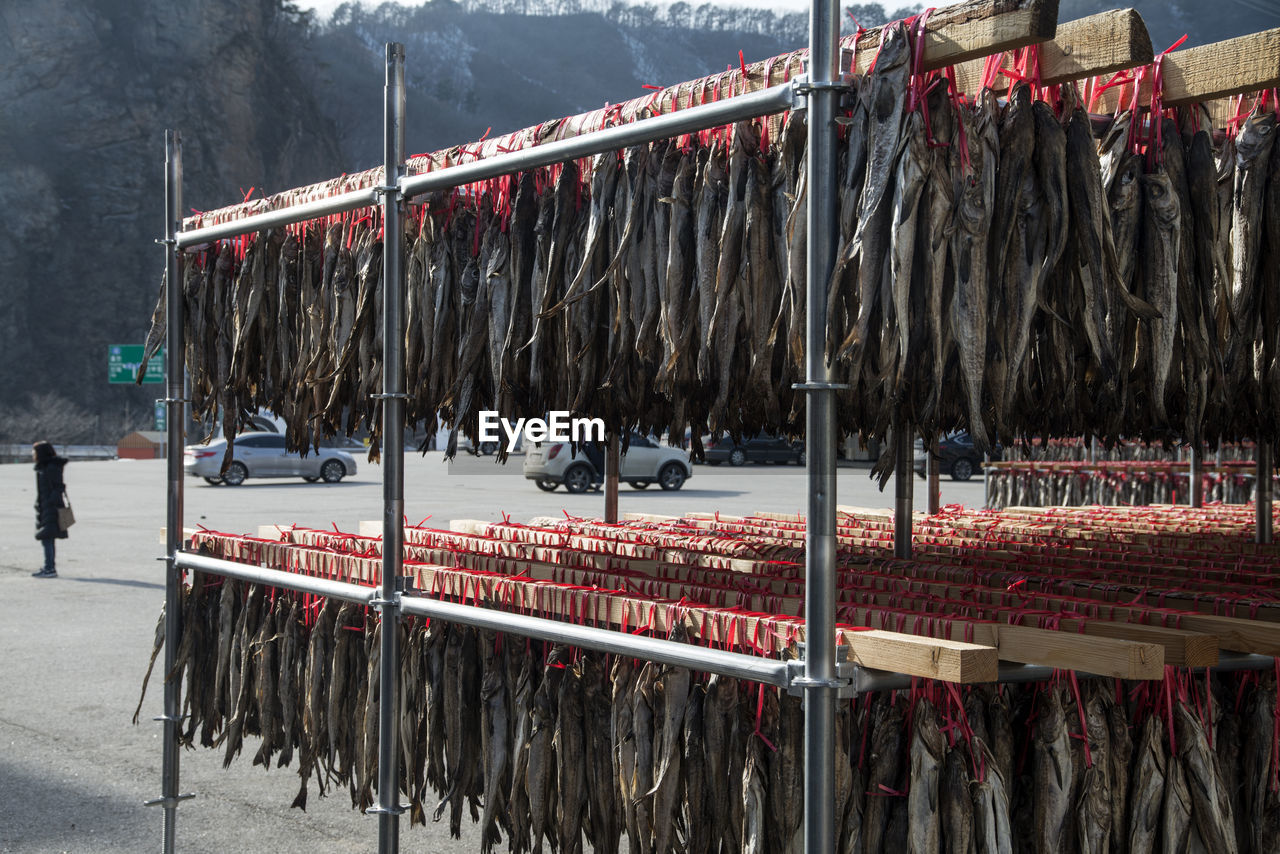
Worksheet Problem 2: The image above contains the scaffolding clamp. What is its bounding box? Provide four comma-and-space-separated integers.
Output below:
791, 382, 850, 392
785, 645, 859, 698
152, 713, 189, 724
145, 793, 196, 809
364, 803, 408, 817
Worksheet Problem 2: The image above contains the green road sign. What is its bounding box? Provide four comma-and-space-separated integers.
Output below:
109, 345, 164, 384
154, 401, 167, 431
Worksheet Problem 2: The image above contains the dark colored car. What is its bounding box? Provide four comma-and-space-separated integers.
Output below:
702, 434, 804, 467
913, 431, 999, 482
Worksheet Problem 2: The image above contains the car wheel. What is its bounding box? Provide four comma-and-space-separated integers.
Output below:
658, 463, 687, 491
221, 462, 247, 487
535, 479, 559, 492
320, 460, 346, 483
303, 476, 319, 483
797, 451, 806, 466
629, 481, 651, 490
203, 477, 223, 486
951, 457, 975, 482
563, 463, 593, 494
479, 441, 498, 456
729, 448, 747, 467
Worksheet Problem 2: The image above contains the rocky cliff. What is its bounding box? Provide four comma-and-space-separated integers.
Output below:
0, 0, 342, 440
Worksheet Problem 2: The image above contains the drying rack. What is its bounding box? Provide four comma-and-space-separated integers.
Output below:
152, 2, 1280, 851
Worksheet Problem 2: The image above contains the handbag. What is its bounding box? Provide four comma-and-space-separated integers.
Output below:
57, 488, 75, 530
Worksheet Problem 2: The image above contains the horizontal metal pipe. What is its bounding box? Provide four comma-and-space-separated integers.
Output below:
399, 82, 798, 200
176, 552, 786, 685
178, 554, 1275, 689
176, 187, 381, 248
176, 552, 376, 605
1212, 652, 1276, 672
399, 596, 789, 686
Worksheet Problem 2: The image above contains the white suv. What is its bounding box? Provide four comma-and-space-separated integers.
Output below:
523, 432, 692, 493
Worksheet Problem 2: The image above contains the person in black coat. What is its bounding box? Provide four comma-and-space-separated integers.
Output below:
32, 440, 68, 578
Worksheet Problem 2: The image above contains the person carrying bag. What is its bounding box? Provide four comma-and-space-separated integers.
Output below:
32, 440, 69, 578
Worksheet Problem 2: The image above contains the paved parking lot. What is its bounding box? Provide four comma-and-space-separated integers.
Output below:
0, 451, 983, 853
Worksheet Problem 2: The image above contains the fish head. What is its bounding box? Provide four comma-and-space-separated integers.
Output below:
1236, 108, 1277, 161
1140, 169, 1179, 223
1111, 154, 1142, 208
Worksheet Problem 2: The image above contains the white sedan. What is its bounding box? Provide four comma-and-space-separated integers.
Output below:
184, 432, 358, 485
523, 432, 692, 493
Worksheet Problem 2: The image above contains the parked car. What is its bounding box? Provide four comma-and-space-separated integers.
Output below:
523, 433, 692, 493
701, 434, 804, 467
185, 432, 358, 486
913, 432, 999, 482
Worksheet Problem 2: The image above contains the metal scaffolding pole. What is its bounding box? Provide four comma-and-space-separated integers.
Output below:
604, 432, 620, 523
801, 0, 841, 851
1257, 441, 1273, 545
148, 128, 193, 853
373, 43, 407, 854
926, 435, 940, 515
894, 419, 913, 559
1189, 444, 1203, 508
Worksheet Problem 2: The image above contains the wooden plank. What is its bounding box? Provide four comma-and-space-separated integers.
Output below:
952, 9, 1152, 94
837, 629, 998, 684
998, 624, 1164, 679
1063, 619, 1217, 668
1097, 27, 1280, 111
850, 0, 1059, 75
1176, 614, 1280, 658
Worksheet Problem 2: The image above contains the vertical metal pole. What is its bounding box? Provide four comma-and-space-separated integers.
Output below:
1189, 444, 1203, 508
803, 1, 840, 852
375, 42, 406, 854
1257, 441, 1272, 545
983, 452, 991, 509
605, 432, 620, 523
926, 434, 940, 515
894, 419, 913, 558
160, 128, 185, 854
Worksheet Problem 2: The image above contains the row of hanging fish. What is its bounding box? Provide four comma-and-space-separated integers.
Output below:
984, 465, 1266, 509
138, 574, 1280, 853
1002, 438, 1258, 463
141, 21, 1280, 478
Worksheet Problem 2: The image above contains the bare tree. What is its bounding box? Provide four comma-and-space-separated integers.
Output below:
0, 392, 147, 444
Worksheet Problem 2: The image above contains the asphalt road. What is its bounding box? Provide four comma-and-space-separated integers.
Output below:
0, 452, 984, 853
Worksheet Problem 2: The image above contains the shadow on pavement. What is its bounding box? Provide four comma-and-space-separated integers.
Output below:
63, 577, 166, 591
0, 754, 146, 853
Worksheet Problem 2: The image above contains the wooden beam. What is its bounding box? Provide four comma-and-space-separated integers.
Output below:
850, 0, 1060, 75
952, 9, 1152, 94
837, 629, 998, 684
1096, 27, 1280, 112
998, 624, 1164, 679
